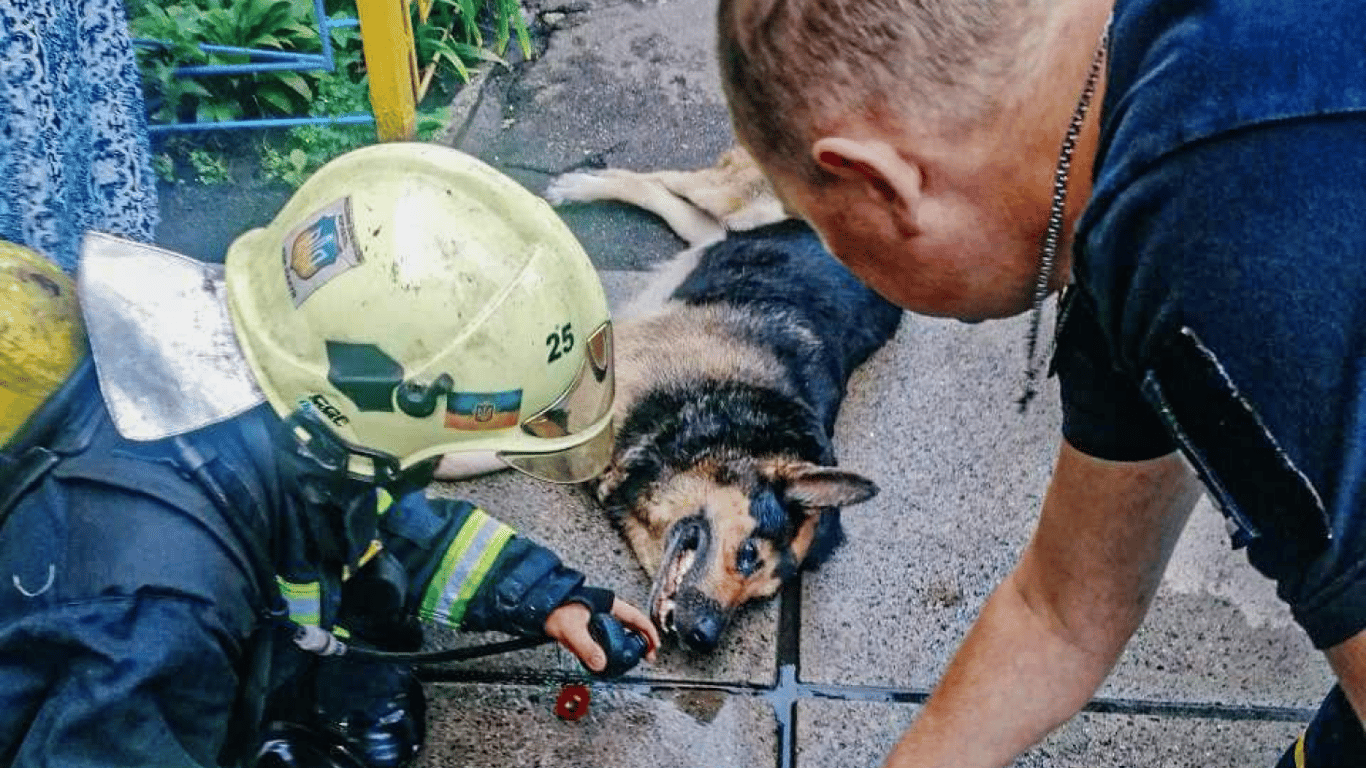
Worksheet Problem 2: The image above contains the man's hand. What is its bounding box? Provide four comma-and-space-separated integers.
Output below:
545, 597, 661, 673
883, 442, 1203, 768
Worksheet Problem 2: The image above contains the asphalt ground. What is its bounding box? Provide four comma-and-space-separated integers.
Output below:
154, 1, 1333, 765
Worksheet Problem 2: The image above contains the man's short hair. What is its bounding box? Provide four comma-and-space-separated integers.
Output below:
717, 0, 1032, 182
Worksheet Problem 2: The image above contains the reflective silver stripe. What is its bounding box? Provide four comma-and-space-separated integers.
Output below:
432, 513, 509, 624
278, 578, 321, 626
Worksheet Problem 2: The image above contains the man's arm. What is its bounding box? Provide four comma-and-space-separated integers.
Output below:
1325, 632, 1366, 728
883, 441, 1202, 768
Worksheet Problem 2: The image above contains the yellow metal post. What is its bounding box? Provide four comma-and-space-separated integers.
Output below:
356, 0, 420, 141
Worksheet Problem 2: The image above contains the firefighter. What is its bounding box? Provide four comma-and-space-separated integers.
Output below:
0, 143, 660, 768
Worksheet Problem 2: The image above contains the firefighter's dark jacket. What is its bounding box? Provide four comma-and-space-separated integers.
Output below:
0, 362, 590, 767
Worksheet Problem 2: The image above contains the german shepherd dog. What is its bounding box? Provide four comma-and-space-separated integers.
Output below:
543, 149, 903, 653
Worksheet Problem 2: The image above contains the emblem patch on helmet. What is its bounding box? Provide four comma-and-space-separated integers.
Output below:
283, 197, 362, 307
446, 390, 522, 430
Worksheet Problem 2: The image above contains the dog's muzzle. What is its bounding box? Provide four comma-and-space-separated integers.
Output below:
672, 589, 727, 653
651, 515, 731, 653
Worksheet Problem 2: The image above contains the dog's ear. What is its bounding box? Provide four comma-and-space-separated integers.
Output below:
774, 462, 879, 509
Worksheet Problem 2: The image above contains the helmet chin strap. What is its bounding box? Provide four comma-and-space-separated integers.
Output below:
1017, 20, 1110, 413
273, 406, 444, 561
276, 406, 405, 492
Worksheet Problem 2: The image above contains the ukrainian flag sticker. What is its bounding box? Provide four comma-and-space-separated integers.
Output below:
445, 390, 522, 430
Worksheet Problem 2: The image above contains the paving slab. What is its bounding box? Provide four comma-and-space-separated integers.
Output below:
796, 700, 1304, 768
419, 682, 776, 767
801, 311, 1063, 691
449, 0, 734, 272
800, 308, 1332, 707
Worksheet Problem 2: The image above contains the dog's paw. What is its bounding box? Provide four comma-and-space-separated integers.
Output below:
432, 452, 509, 481
544, 171, 611, 206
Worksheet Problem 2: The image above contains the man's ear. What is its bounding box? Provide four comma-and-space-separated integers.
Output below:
811, 137, 920, 210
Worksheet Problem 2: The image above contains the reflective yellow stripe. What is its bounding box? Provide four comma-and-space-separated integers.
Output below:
1294, 731, 1307, 768
343, 490, 392, 581
277, 578, 322, 626
434, 514, 509, 622
446, 525, 514, 627
419, 508, 514, 627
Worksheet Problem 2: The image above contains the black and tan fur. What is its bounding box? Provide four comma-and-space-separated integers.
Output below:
546, 151, 902, 652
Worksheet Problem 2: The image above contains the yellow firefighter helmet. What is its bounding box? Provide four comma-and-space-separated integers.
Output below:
224, 143, 613, 483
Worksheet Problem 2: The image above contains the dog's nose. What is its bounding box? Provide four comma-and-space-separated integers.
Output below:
684, 616, 722, 653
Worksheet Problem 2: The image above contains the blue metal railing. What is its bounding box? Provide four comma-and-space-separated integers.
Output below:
135, 0, 373, 133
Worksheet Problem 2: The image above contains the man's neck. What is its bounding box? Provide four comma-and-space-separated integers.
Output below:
1021, 0, 1114, 280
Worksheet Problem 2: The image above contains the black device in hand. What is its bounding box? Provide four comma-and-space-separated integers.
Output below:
587, 612, 648, 678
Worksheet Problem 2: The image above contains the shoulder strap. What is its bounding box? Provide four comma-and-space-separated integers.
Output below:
0, 357, 100, 530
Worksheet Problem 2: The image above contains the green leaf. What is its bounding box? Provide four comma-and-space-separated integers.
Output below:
456, 0, 482, 44
177, 80, 215, 99
446, 40, 506, 66
256, 85, 296, 115
494, 0, 512, 55
197, 100, 242, 123
510, 3, 533, 59
274, 71, 313, 101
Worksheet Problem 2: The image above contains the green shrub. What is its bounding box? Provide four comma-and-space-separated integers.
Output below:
259, 74, 451, 187
188, 147, 234, 184
136, 0, 527, 185
132, 0, 322, 123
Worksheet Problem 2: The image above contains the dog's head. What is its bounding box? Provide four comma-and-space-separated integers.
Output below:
602, 454, 877, 653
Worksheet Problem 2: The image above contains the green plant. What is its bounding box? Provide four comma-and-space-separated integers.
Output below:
412, 0, 531, 87
137, 1, 526, 188
134, 0, 532, 126
259, 72, 452, 188
152, 153, 179, 185
132, 0, 322, 123
188, 148, 233, 184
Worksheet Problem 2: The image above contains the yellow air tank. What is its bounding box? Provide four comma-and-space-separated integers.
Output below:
0, 241, 85, 446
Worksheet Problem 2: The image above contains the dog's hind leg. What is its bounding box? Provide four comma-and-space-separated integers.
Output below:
545, 169, 726, 247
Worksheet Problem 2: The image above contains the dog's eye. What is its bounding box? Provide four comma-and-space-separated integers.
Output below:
736, 539, 761, 576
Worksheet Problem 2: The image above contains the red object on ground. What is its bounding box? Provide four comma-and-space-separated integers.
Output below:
554, 684, 591, 721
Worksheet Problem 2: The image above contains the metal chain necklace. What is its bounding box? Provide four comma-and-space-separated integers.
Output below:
1016, 23, 1110, 413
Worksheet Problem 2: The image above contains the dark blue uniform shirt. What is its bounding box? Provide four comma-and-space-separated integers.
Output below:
1057, 0, 1366, 648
